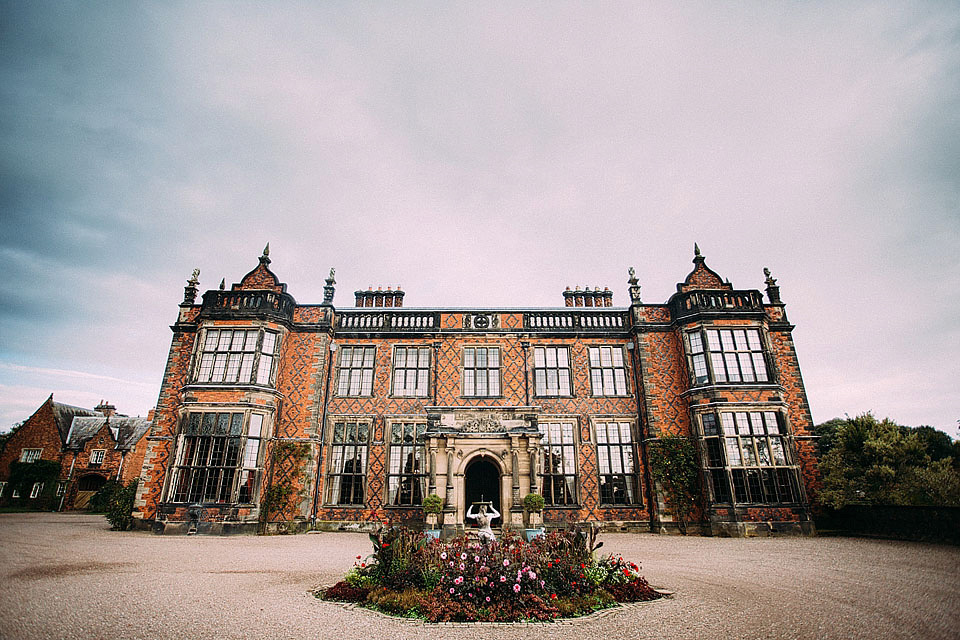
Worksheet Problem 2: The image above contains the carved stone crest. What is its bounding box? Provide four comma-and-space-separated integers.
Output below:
460, 416, 505, 433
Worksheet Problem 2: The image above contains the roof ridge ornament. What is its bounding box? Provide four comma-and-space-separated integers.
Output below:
182, 268, 200, 305
764, 267, 781, 304
260, 243, 271, 266
628, 266, 642, 305
322, 267, 336, 307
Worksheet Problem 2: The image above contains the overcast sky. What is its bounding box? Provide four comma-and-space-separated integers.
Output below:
1, 2, 958, 436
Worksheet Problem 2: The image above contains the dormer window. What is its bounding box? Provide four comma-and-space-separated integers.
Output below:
194, 328, 280, 387
684, 327, 770, 386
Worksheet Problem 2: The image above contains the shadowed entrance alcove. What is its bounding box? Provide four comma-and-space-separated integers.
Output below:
463, 457, 501, 526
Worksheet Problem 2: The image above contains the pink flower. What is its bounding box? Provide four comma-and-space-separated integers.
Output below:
459, 563, 465, 570
528, 571, 537, 580
500, 576, 506, 582
485, 596, 491, 602
449, 561, 454, 567
449, 588, 455, 594
440, 552, 447, 560
503, 560, 509, 567
474, 555, 480, 563
461, 552, 467, 560
513, 583, 521, 593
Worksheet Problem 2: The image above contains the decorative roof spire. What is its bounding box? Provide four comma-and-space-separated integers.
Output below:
322, 267, 336, 307
182, 268, 200, 305
260, 243, 271, 266
763, 267, 781, 303
219, 278, 225, 291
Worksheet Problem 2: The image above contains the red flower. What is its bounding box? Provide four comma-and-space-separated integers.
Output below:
550, 593, 557, 599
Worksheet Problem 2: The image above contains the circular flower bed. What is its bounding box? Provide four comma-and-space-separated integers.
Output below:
318, 525, 662, 622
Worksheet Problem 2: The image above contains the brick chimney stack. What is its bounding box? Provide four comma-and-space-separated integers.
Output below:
95, 400, 117, 417
563, 286, 613, 307
355, 286, 405, 308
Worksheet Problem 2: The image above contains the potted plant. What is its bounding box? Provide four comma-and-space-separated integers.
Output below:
422, 493, 443, 539
522, 493, 545, 541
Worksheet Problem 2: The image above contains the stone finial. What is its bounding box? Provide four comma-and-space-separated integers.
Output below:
263, 243, 270, 257
764, 267, 781, 304
694, 242, 701, 258
182, 269, 200, 305
259, 243, 271, 266
219, 278, 225, 290
322, 266, 336, 307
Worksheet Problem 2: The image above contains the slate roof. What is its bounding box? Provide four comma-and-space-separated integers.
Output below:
65, 416, 151, 451
52, 402, 102, 444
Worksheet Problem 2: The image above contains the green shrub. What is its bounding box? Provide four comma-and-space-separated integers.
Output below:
522, 493, 544, 513
104, 479, 138, 531
422, 494, 443, 514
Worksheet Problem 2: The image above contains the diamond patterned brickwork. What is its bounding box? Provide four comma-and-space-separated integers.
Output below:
133, 325, 198, 519
768, 328, 820, 500
637, 329, 691, 437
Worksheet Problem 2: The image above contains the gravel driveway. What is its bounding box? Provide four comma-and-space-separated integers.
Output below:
0, 513, 957, 640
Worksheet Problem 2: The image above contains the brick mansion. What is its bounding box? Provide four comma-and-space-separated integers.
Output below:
132, 245, 818, 536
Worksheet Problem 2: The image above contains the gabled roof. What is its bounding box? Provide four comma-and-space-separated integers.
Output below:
65, 416, 150, 451
52, 402, 102, 444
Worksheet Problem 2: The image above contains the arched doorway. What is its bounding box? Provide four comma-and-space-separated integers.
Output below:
75, 474, 107, 510
463, 457, 501, 526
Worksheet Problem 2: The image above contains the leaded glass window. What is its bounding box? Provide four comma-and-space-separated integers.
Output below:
588, 346, 628, 396
538, 422, 577, 505
328, 421, 370, 505
534, 347, 572, 396
387, 422, 427, 505
595, 421, 641, 505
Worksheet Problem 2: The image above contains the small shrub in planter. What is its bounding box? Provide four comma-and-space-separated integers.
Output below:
522, 493, 545, 532
422, 493, 443, 531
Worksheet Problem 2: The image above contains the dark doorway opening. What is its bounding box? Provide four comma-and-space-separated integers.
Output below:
464, 457, 501, 526
77, 474, 107, 492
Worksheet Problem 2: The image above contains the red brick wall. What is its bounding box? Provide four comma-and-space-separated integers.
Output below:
0, 397, 62, 482
133, 317, 199, 519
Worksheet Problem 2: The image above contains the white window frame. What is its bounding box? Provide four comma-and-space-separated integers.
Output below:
193, 327, 280, 387
30, 482, 44, 499
336, 346, 377, 397
0, 481, 6, 497
533, 347, 573, 397
684, 327, 770, 386
90, 449, 106, 466
20, 448, 42, 463
391, 346, 431, 397
462, 346, 501, 397
56, 482, 66, 496
588, 346, 629, 396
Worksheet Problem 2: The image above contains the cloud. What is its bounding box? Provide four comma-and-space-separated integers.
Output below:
1, 2, 958, 432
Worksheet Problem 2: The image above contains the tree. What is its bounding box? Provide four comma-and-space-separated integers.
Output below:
817, 413, 960, 508
647, 435, 701, 534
